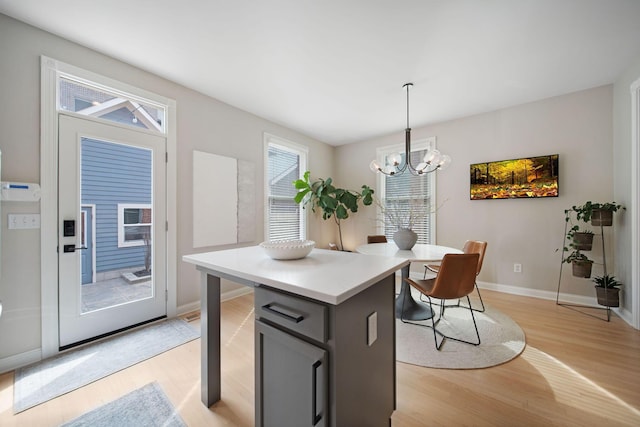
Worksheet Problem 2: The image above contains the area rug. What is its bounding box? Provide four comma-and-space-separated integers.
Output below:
396, 304, 526, 369
60, 382, 186, 427
14, 318, 199, 413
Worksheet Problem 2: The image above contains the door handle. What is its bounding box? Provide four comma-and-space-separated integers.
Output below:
262, 303, 304, 323
63, 244, 87, 253
312, 360, 322, 425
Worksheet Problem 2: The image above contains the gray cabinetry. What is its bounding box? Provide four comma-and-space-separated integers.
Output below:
255, 273, 396, 427
256, 321, 328, 427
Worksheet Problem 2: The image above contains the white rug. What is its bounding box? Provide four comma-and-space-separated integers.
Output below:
396, 303, 526, 369
14, 319, 199, 413
60, 382, 186, 427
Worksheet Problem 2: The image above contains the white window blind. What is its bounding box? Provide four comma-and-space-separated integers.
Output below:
266, 138, 307, 241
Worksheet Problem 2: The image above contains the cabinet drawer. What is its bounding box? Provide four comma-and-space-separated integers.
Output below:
255, 286, 328, 343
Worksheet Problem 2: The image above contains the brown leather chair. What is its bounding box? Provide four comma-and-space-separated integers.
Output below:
404, 253, 481, 350
367, 235, 388, 244
424, 240, 488, 312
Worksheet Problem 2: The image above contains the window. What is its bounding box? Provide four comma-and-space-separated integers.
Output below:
264, 134, 308, 241
58, 77, 165, 133
376, 138, 437, 244
118, 204, 152, 247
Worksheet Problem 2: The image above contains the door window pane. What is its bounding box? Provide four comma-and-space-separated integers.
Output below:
59, 77, 165, 133
81, 138, 153, 314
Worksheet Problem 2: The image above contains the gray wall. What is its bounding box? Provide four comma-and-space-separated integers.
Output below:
335, 85, 616, 299
0, 14, 334, 364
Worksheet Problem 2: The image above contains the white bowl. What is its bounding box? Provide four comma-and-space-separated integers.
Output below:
260, 239, 315, 260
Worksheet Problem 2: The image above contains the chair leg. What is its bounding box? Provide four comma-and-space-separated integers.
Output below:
427, 297, 441, 349
401, 294, 480, 351
470, 282, 486, 312
432, 296, 480, 350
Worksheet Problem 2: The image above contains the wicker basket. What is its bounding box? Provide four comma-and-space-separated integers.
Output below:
595, 286, 620, 307
571, 260, 593, 278
591, 209, 613, 226
573, 232, 594, 251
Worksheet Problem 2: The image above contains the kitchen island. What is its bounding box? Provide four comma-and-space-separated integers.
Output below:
183, 245, 409, 427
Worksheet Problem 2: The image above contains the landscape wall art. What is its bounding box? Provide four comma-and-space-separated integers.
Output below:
470, 154, 559, 200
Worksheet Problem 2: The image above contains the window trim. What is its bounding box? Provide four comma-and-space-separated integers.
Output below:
375, 136, 437, 244
263, 133, 309, 241
117, 203, 153, 247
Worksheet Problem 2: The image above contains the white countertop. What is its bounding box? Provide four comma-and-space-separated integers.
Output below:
183, 246, 409, 305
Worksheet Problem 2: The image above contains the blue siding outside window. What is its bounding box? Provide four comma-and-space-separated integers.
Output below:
81, 138, 152, 273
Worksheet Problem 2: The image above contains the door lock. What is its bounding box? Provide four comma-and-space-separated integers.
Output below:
63, 244, 87, 253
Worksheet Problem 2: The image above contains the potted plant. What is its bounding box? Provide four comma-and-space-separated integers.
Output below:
293, 171, 374, 251
571, 201, 624, 226
592, 274, 622, 307
563, 250, 593, 278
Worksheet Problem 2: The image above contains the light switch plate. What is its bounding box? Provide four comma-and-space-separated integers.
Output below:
367, 312, 378, 346
8, 214, 41, 229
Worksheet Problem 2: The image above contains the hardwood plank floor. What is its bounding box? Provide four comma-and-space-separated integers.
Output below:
1, 289, 639, 426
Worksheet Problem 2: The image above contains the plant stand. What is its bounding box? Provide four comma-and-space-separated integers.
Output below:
556, 215, 613, 322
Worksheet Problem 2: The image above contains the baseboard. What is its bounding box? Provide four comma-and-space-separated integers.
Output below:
176, 287, 254, 316
0, 348, 41, 374
478, 281, 629, 324
221, 286, 254, 302
176, 301, 200, 317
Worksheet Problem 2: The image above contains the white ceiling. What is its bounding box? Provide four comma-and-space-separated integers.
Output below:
2, 0, 640, 146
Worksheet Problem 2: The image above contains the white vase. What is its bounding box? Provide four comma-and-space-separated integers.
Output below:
393, 228, 418, 250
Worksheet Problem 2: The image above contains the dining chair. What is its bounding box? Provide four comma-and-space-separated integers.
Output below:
424, 240, 488, 312
403, 253, 481, 350
367, 235, 388, 244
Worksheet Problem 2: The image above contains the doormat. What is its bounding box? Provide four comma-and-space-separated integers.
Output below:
60, 382, 186, 427
14, 318, 199, 413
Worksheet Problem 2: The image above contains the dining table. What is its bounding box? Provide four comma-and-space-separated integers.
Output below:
355, 242, 462, 321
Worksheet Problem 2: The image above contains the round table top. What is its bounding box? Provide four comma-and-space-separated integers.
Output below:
355, 242, 462, 262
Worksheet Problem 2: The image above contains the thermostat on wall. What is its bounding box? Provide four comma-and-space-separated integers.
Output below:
1, 182, 41, 202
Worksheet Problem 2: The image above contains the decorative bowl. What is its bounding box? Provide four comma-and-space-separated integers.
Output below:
260, 239, 315, 260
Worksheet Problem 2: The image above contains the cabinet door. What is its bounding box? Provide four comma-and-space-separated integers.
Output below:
255, 320, 328, 427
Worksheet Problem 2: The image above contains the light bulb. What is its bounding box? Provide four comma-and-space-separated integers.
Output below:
388, 153, 402, 167
384, 165, 396, 175
423, 149, 441, 165
369, 160, 382, 173
416, 162, 427, 171
132, 116, 138, 124
438, 155, 452, 170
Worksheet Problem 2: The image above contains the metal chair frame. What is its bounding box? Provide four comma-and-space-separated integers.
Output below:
422, 240, 487, 312
401, 253, 481, 351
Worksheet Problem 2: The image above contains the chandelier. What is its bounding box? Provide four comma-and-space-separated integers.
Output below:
370, 83, 451, 176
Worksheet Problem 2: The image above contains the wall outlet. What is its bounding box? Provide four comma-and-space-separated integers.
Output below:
514, 263, 522, 273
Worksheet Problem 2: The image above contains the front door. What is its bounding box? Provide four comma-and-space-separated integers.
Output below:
58, 114, 167, 348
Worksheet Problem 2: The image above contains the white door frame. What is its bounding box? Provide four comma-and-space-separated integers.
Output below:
40, 56, 177, 358
631, 77, 640, 329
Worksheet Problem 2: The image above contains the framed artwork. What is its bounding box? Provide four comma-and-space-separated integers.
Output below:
470, 154, 559, 200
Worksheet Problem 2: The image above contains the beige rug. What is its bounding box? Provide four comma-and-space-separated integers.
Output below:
396, 303, 526, 369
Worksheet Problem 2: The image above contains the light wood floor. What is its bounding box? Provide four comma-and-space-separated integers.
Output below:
1, 289, 639, 426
